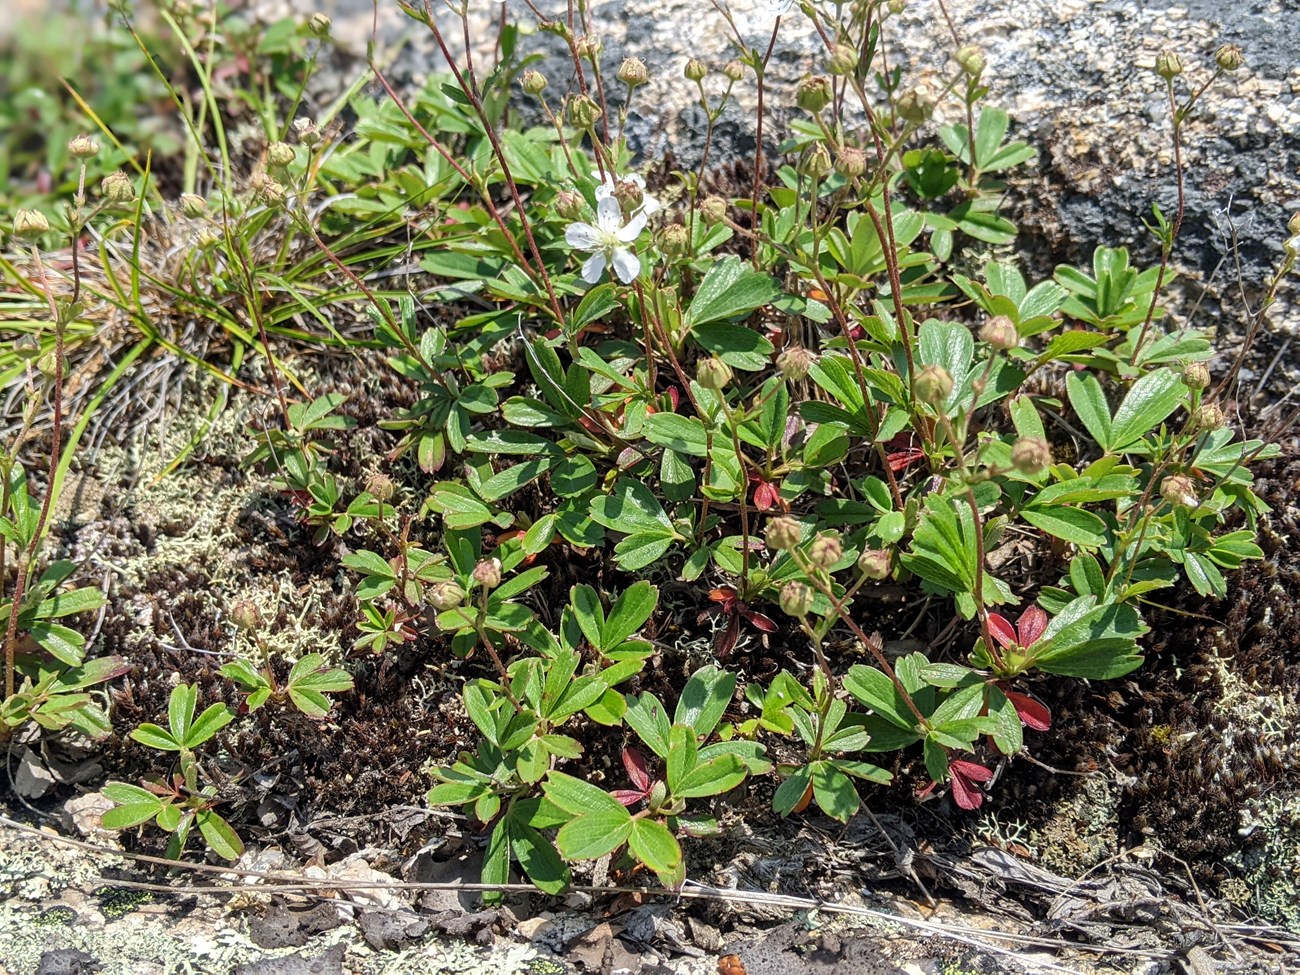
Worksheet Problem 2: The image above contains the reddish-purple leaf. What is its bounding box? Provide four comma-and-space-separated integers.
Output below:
986, 613, 1016, 652
753, 481, 778, 512
714, 613, 740, 658
948, 760, 993, 811
622, 747, 651, 793
1016, 606, 1049, 647
1005, 690, 1051, 731
743, 609, 778, 633
611, 790, 644, 807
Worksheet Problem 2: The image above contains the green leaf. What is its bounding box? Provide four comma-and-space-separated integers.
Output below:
589, 479, 673, 534
811, 762, 860, 823
676, 754, 747, 798
644, 412, 710, 457
100, 783, 163, 828
686, 257, 782, 329
1066, 372, 1112, 452
773, 765, 814, 817
555, 811, 633, 860
603, 582, 658, 649
1021, 505, 1108, 547
130, 723, 180, 752
509, 821, 570, 894
1109, 368, 1184, 450
196, 810, 244, 860
843, 666, 916, 732
184, 703, 234, 748
167, 684, 197, 743
543, 771, 630, 817
628, 819, 683, 885
672, 665, 735, 739
570, 585, 606, 650
624, 693, 671, 758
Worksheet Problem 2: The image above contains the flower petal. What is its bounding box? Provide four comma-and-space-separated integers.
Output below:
565, 222, 601, 250
595, 174, 618, 201
986, 613, 1017, 652
595, 195, 623, 232
617, 210, 647, 242
581, 252, 608, 283
1016, 606, 1049, 647
639, 193, 661, 216
610, 247, 640, 283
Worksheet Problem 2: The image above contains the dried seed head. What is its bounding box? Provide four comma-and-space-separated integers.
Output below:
979, 314, 1019, 351
696, 357, 733, 391
722, 60, 746, 82
658, 223, 689, 257
1192, 402, 1225, 432
293, 116, 322, 146
896, 88, 934, 123
684, 58, 709, 82
365, 472, 396, 502
1011, 437, 1052, 475
229, 599, 263, 631
857, 548, 893, 580
617, 57, 649, 88
796, 75, 833, 113
765, 516, 803, 552
472, 558, 503, 590
67, 134, 100, 159
1181, 361, 1211, 390
13, 208, 50, 240
1214, 44, 1244, 72
180, 194, 207, 219
428, 581, 465, 611
1160, 474, 1199, 508
308, 11, 331, 36
249, 172, 286, 205
1154, 50, 1184, 80
835, 147, 867, 179
568, 94, 602, 129
779, 581, 813, 618
827, 43, 858, 77
521, 70, 548, 95
267, 141, 296, 167
101, 171, 135, 204
809, 533, 843, 570
700, 195, 728, 226
913, 365, 953, 405
554, 190, 584, 221
777, 346, 816, 381
803, 142, 832, 179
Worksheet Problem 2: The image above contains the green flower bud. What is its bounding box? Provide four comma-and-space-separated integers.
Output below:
576, 34, 602, 61
1192, 402, 1225, 432
1181, 361, 1210, 390
617, 57, 649, 88
803, 142, 832, 179
722, 60, 746, 83
267, 141, 296, 167
887, 0, 905, 12
776, 346, 816, 381
809, 533, 843, 570
67, 134, 100, 159
827, 43, 858, 77
696, 357, 733, 391
779, 581, 813, 618
1289, 212, 1300, 236
554, 190, 584, 221
1215, 44, 1244, 72
978, 315, 1019, 351
1011, 437, 1052, 475
658, 223, 689, 257
684, 58, 709, 82
835, 147, 867, 179
568, 94, 602, 129
428, 581, 465, 610
521, 70, 548, 95
913, 364, 953, 405
13, 208, 50, 241
180, 194, 207, 219
308, 12, 331, 37
1154, 50, 1184, 80
249, 172, 286, 205
896, 88, 934, 124
955, 45, 986, 78
796, 75, 833, 113
857, 548, 892, 580
699, 195, 728, 226
765, 515, 803, 552
36, 350, 63, 379
101, 171, 135, 204
473, 558, 503, 590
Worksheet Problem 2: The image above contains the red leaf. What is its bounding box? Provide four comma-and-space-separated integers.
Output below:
709, 587, 736, 604
950, 759, 995, 783
622, 747, 651, 793
1005, 690, 1052, 731
986, 613, 1017, 652
611, 790, 644, 807
886, 447, 925, 472
743, 609, 778, 633
714, 612, 740, 658
1016, 606, 1049, 648
753, 480, 778, 512
948, 760, 993, 811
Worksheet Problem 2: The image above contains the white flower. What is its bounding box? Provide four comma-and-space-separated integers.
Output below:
565, 196, 647, 284
595, 172, 660, 217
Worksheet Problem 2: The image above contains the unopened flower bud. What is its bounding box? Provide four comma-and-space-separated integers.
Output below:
835, 147, 867, 179
684, 58, 709, 82
180, 194, 207, 219
913, 365, 953, 405
617, 57, 648, 88
1181, 361, 1210, 390
809, 534, 843, 570
1154, 50, 1184, 80
267, 141, 296, 167
659, 223, 689, 256
1288, 212, 1300, 236
1160, 474, 1198, 508
1214, 44, 1244, 72
700, 195, 728, 225
229, 599, 263, 631
696, 357, 733, 391
765, 516, 803, 552
896, 88, 934, 123
804, 142, 832, 179
67, 134, 100, 159
777, 346, 816, 381
827, 43, 858, 77
365, 472, 396, 502
521, 70, 548, 95
955, 45, 986, 78
722, 60, 746, 83
293, 116, 322, 146
428, 580, 465, 610
472, 558, 503, 590
576, 34, 602, 60
796, 75, 833, 113
101, 171, 135, 204
1011, 437, 1052, 475
249, 172, 286, 205
36, 350, 63, 379
887, 0, 905, 12
15, 334, 41, 360
13, 209, 50, 240
613, 179, 644, 211
779, 581, 813, 618
554, 190, 584, 221
857, 548, 892, 580
568, 94, 602, 129
979, 315, 1019, 351
308, 11, 331, 36
1192, 402, 1225, 432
